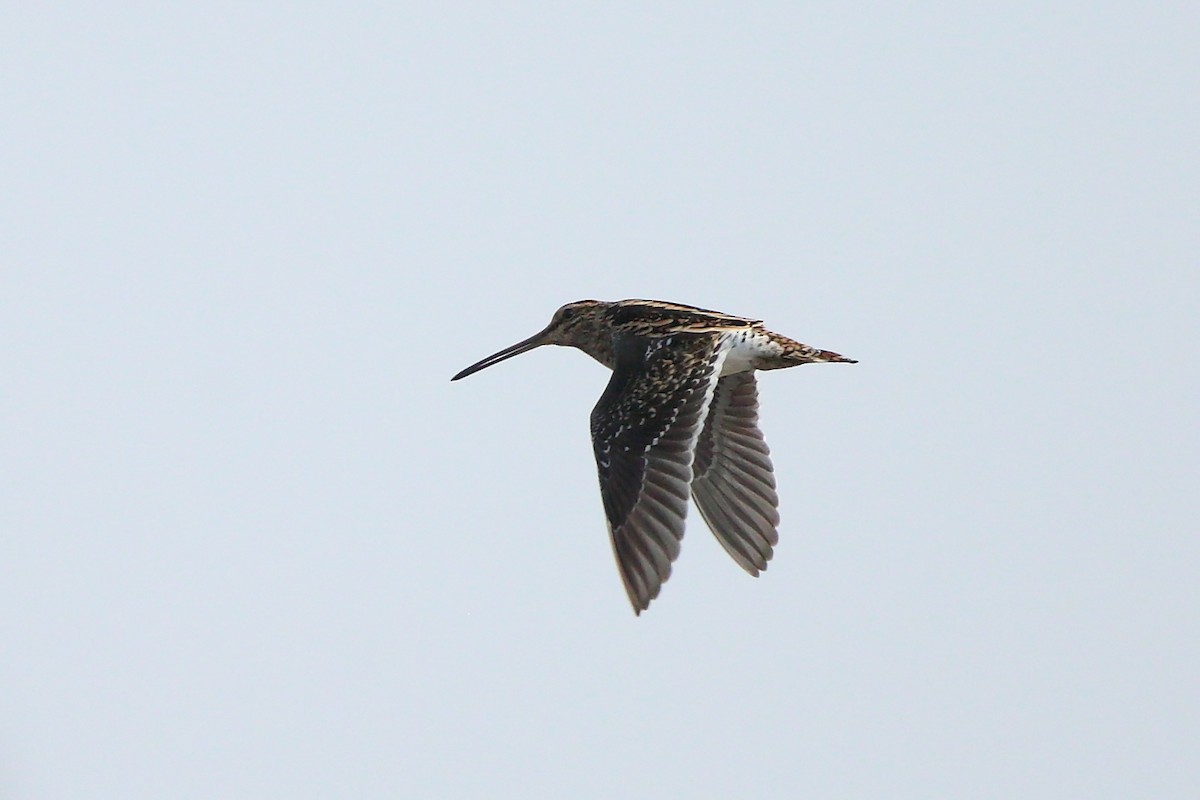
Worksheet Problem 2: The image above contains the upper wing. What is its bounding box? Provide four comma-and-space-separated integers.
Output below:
590, 332, 726, 614
690, 372, 780, 575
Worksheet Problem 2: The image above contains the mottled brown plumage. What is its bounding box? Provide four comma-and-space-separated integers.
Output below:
451, 299, 856, 614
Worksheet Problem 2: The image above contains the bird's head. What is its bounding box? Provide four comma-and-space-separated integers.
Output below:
451, 300, 610, 381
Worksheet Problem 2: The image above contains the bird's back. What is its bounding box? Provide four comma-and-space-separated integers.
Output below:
605, 299, 763, 336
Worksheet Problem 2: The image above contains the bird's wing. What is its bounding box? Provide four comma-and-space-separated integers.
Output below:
590, 332, 727, 614
690, 372, 780, 575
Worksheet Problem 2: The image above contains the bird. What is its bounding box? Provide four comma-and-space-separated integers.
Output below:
451, 299, 856, 614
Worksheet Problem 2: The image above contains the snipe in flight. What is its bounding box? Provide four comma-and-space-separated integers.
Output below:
452, 299, 856, 614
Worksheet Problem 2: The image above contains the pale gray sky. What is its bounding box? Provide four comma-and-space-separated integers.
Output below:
2, 3, 1197, 798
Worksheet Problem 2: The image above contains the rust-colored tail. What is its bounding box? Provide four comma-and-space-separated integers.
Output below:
815, 349, 857, 363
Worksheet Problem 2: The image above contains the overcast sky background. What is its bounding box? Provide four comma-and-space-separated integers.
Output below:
2, 3, 1197, 798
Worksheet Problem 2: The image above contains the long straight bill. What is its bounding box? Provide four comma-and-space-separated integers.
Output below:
450, 330, 548, 381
